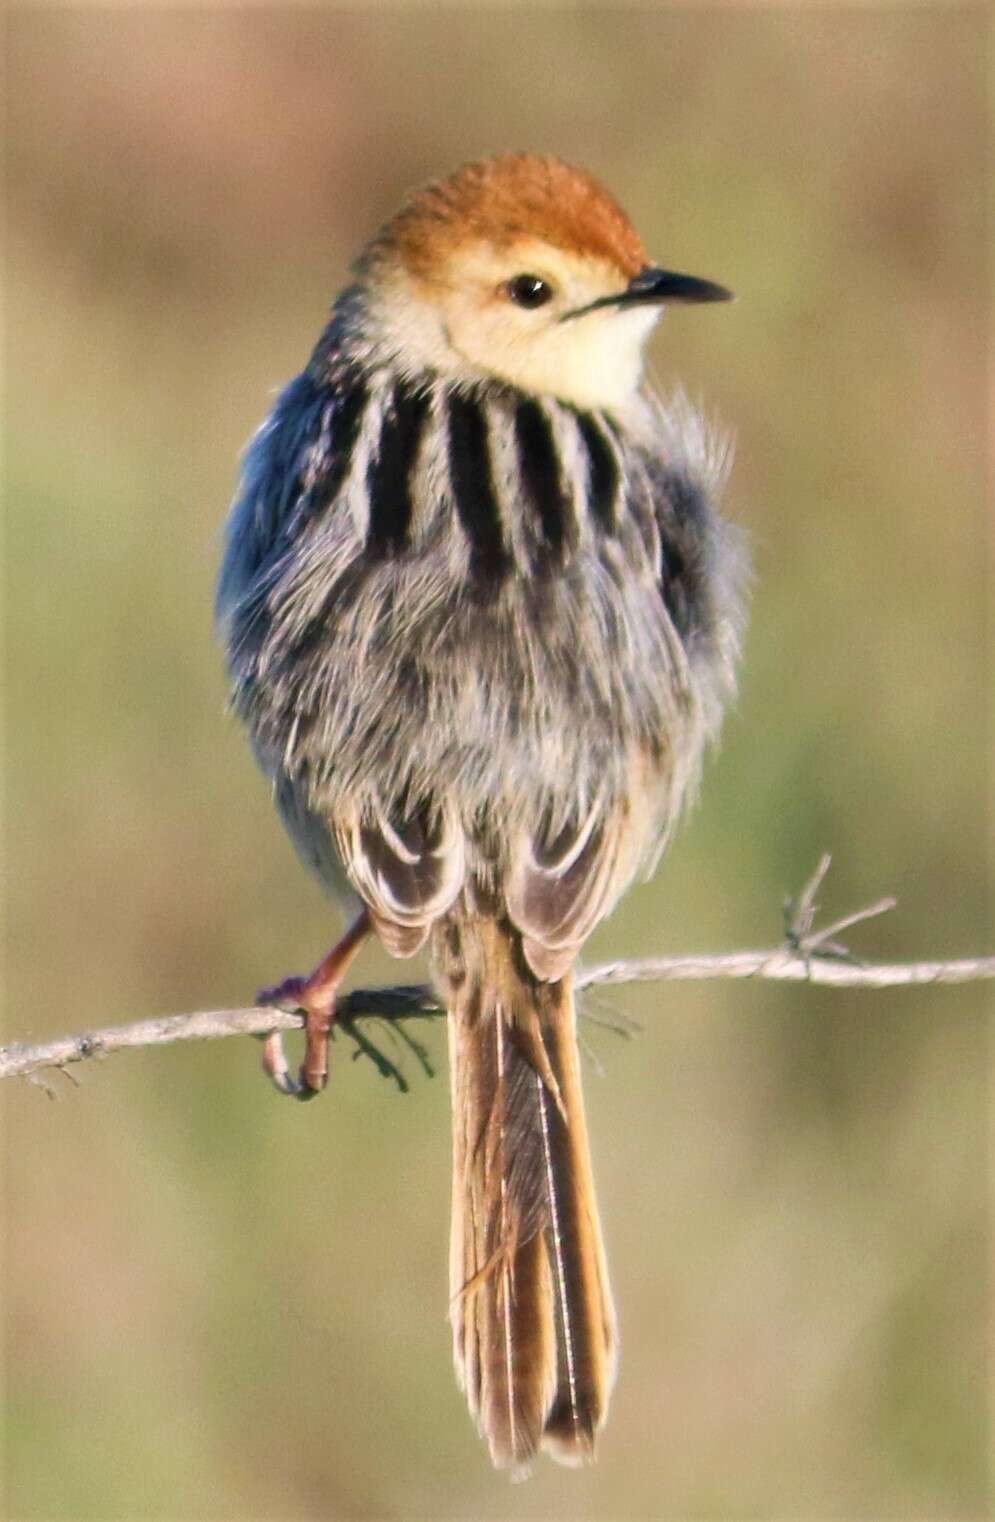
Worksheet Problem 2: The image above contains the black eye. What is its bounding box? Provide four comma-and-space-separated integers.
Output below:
506, 274, 553, 309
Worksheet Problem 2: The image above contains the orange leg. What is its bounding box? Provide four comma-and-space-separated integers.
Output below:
256, 910, 371, 1101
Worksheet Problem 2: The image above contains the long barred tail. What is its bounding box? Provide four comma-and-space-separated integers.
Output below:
437, 916, 617, 1470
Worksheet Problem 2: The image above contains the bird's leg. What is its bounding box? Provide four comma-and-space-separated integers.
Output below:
256, 909, 371, 1101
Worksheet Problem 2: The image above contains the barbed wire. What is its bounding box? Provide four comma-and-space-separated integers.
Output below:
4, 857, 992, 1094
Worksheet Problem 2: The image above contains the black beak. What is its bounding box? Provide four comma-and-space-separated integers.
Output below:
562, 265, 733, 321
622, 265, 733, 305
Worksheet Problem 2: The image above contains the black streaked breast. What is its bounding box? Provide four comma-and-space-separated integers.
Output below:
447, 393, 511, 584
574, 411, 620, 533
513, 399, 570, 562
366, 382, 430, 555
299, 377, 368, 530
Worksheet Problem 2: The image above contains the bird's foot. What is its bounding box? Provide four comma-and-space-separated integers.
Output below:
255, 912, 371, 1101
256, 975, 336, 1101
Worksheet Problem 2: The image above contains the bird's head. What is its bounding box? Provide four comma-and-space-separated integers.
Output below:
356, 153, 731, 413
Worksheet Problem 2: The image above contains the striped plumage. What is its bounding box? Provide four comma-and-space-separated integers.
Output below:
217, 153, 745, 1471
221, 361, 736, 859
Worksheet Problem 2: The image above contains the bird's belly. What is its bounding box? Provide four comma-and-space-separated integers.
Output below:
253, 545, 701, 841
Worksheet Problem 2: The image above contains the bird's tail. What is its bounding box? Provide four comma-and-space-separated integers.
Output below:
436, 915, 617, 1471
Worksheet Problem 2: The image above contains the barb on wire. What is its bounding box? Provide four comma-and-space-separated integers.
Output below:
782, 852, 898, 969
2, 860, 992, 1092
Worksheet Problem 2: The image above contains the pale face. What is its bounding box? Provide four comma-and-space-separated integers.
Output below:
370, 238, 661, 413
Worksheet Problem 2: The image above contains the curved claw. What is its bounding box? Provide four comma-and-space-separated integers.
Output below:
256, 998, 331, 1102
253, 911, 372, 1102
259, 1029, 316, 1100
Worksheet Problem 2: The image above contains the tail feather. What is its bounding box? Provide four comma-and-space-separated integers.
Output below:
440, 917, 616, 1470
536, 1009, 617, 1461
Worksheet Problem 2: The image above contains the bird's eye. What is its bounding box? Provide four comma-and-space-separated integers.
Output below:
505, 274, 554, 309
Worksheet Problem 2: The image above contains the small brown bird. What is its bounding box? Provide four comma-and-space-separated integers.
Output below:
217, 153, 745, 1471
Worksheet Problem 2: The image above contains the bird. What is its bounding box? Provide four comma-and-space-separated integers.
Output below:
216, 152, 746, 1472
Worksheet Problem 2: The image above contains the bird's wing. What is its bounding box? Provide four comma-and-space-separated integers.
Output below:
505, 796, 635, 982
216, 333, 370, 634
334, 798, 465, 956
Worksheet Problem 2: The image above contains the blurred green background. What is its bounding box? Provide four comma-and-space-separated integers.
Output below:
5, 9, 990, 1519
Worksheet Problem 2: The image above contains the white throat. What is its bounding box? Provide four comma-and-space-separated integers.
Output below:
363, 276, 660, 413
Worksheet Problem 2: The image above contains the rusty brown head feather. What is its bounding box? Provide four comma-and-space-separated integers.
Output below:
364, 153, 648, 284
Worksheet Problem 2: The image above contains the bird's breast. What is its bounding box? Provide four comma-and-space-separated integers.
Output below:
226, 368, 715, 839
315, 372, 661, 589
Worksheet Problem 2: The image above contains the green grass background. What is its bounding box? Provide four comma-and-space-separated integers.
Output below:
5, 9, 990, 1518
